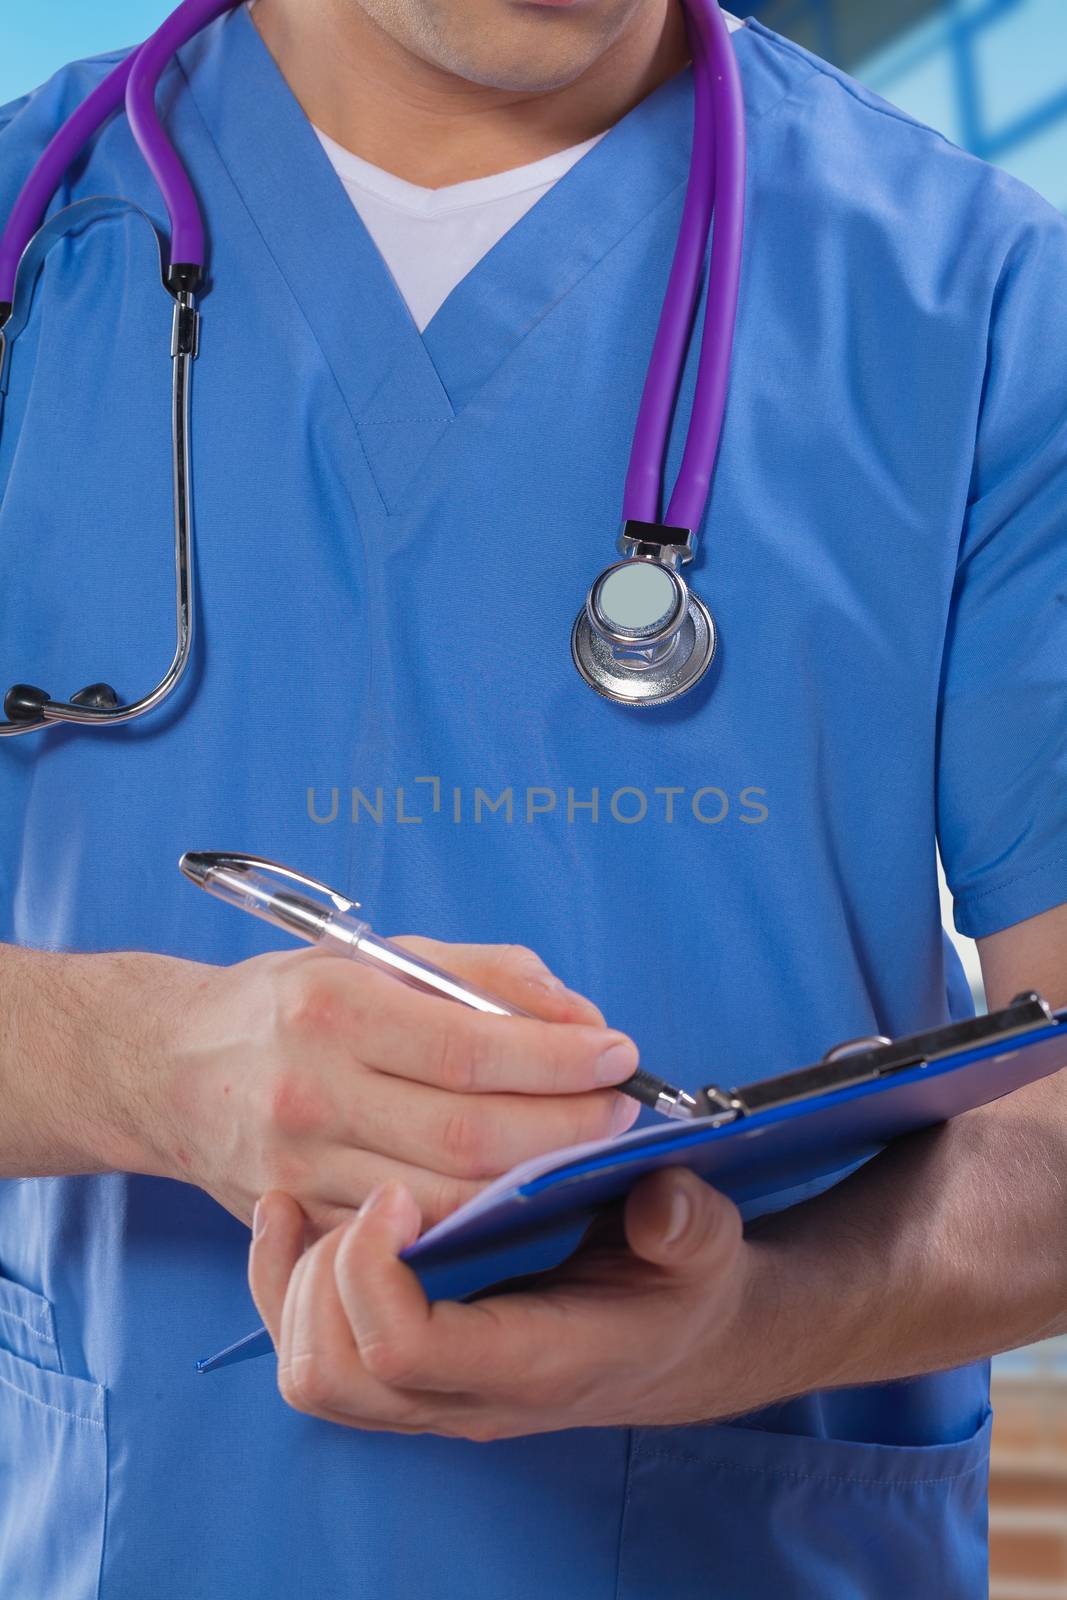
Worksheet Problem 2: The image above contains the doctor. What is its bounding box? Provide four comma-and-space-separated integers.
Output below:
1, 1, 1066, 1596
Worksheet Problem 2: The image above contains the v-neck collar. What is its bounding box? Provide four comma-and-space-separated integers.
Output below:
177, 10, 770, 435
179, 6, 428, 426
421, 66, 697, 415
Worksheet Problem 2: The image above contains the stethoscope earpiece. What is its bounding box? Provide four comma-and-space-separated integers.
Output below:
3, 681, 120, 726
70, 683, 120, 711
3, 683, 50, 723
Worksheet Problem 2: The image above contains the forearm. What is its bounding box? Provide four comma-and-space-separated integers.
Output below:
0, 943, 170, 1178
737, 1070, 1067, 1405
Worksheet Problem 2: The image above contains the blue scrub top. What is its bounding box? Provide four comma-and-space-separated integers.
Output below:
1, 12, 1066, 1598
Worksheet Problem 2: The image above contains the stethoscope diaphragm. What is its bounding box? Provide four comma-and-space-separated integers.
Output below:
571, 556, 716, 707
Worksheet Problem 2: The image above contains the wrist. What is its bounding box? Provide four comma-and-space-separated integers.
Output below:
81, 950, 186, 1177
34, 948, 192, 1180
709, 1221, 882, 1419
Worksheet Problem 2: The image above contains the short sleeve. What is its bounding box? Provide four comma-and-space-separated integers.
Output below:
937, 195, 1067, 940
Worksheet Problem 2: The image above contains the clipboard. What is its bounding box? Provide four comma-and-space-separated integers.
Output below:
197, 992, 1067, 1372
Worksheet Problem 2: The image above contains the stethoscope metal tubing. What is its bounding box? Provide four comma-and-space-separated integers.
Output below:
0, 201, 198, 735
30, 299, 197, 728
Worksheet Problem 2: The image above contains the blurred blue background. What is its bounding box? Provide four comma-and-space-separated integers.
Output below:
737, 0, 1067, 212
2, 3, 170, 106
3, 2, 1067, 214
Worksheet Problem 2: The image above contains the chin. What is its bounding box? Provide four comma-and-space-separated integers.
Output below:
447, 54, 604, 91
411, 0, 626, 91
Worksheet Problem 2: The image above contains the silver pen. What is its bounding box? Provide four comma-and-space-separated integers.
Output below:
178, 851, 698, 1121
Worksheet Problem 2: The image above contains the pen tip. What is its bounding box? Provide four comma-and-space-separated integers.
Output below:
179, 851, 209, 885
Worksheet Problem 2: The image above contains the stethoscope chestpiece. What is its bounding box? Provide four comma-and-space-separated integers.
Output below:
571, 523, 716, 707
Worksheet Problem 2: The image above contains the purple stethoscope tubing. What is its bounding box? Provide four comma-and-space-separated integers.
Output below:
0, 54, 134, 309
0, 0, 745, 724
2, 0, 742, 505
1, 0, 744, 523
0, 0, 239, 310
623, 0, 746, 536
126, 0, 238, 280
622, 0, 714, 524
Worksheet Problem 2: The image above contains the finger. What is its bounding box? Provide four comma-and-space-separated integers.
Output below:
340, 964, 639, 1095
348, 1072, 639, 1181
248, 1190, 307, 1350
301, 1148, 484, 1236
624, 1168, 743, 1277
334, 1180, 488, 1392
391, 937, 606, 1025
334, 1183, 599, 1399
277, 1201, 418, 1428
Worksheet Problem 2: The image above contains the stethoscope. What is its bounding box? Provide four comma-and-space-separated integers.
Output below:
0, 0, 744, 734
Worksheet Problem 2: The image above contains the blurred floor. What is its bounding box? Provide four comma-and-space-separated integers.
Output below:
991, 1341, 1067, 1599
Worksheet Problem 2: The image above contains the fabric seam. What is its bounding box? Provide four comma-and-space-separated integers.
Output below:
750, 21, 970, 158
636, 1442, 990, 1490
613, 1428, 636, 1600
0, 1304, 54, 1343
954, 850, 1067, 911
173, 39, 391, 518
359, 415, 452, 427
0, 1368, 103, 1428
95, 1387, 111, 1600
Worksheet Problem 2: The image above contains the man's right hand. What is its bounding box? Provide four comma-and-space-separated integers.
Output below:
110, 940, 641, 1236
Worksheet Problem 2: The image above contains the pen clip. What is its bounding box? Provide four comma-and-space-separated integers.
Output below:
181, 851, 360, 914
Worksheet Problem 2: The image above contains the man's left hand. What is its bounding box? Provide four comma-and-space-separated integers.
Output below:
248, 1170, 770, 1439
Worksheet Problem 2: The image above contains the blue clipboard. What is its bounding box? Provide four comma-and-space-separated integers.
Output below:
196, 993, 1067, 1373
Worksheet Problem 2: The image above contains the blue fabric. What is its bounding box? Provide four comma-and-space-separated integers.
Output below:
1, 10, 1065, 1596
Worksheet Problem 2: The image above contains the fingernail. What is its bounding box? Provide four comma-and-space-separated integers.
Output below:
525, 968, 566, 994
359, 1183, 388, 1218
252, 1200, 266, 1240
595, 1036, 639, 1084
663, 1183, 692, 1247
560, 985, 603, 1013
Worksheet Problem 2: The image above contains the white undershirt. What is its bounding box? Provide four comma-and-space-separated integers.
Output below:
315, 125, 607, 331
315, 10, 746, 332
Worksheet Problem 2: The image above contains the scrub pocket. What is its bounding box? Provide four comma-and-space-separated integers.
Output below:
616, 1412, 992, 1600
0, 1272, 107, 1600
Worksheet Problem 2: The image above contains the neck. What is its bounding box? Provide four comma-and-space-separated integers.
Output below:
250, 1, 690, 187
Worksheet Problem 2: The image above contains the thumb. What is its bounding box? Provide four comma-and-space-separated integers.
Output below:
624, 1168, 742, 1275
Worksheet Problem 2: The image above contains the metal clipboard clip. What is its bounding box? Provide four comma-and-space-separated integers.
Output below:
689, 991, 1056, 1123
